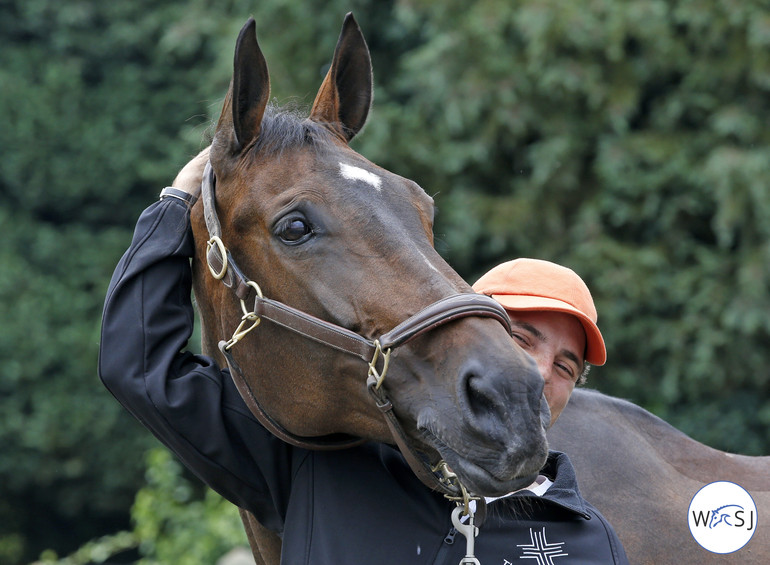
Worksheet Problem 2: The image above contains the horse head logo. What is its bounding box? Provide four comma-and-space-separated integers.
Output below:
708, 504, 744, 529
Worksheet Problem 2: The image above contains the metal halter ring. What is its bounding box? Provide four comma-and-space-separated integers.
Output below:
432, 460, 479, 515
206, 236, 228, 280
367, 340, 392, 389
224, 281, 264, 350
240, 280, 264, 313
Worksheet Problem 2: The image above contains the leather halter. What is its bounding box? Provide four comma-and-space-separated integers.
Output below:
199, 161, 511, 500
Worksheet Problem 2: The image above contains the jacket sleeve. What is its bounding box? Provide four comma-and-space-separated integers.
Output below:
98, 198, 294, 532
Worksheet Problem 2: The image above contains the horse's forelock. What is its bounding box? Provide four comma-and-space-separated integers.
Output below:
239, 103, 341, 158
210, 102, 341, 166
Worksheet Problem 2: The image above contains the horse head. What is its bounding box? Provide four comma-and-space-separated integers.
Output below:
190, 14, 549, 497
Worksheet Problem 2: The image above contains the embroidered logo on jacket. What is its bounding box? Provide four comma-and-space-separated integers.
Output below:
506, 526, 568, 564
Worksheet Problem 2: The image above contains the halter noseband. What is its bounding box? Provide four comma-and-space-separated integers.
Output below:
199, 161, 511, 501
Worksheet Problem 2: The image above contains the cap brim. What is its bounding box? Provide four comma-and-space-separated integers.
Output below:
491, 294, 607, 366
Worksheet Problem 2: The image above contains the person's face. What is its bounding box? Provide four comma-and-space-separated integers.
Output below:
507, 310, 586, 426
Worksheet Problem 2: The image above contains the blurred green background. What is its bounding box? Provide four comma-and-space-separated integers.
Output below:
2, 0, 769, 563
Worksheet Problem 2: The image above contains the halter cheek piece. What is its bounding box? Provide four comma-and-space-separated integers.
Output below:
199, 162, 510, 506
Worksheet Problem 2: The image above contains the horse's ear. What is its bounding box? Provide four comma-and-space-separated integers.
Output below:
215, 18, 270, 153
309, 13, 372, 142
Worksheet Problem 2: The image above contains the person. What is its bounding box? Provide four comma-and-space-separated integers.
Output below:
98, 150, 629, 564
471, 256, 606, 425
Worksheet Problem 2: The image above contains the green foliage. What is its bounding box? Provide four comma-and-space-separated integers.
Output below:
0, 0, 218, 560
131, 449, 247, 565
2, 0, 769, 563
0, 208, 154, 562
35, 448, 246, 565
35, 532, 138, 565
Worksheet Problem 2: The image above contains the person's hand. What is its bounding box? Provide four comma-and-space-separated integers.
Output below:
172, 146, 210, 200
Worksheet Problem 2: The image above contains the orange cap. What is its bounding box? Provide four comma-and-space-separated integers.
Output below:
472, 258, 606, 365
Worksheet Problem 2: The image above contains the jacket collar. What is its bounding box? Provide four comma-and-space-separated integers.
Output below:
506, 450, 591, 519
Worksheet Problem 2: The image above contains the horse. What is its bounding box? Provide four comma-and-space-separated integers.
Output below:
548, 388, 770, 564
187, 14, 549, 565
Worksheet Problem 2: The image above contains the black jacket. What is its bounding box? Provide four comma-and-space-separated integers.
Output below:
99, 198, 629, 564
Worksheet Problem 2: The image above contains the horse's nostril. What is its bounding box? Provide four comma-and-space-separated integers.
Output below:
462, 371, 504, 421
458, 359, 546, 438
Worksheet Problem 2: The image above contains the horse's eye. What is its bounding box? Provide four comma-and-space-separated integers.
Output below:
278, 217, 312, 243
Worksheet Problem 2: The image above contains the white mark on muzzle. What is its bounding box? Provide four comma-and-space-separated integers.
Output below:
340, 162, 382, 191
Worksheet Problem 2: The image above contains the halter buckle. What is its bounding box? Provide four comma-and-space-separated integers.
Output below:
206, 236, 228, 280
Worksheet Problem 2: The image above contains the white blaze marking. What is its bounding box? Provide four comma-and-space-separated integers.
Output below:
340, 163, 382, 191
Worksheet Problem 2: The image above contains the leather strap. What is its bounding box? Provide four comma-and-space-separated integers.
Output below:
250, 291, 512, 362
202, 162, 223, 238
221, 342, 364, 450
380, 293, 511, 350
368, 379, 461, 496
367, 378, 490, 518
